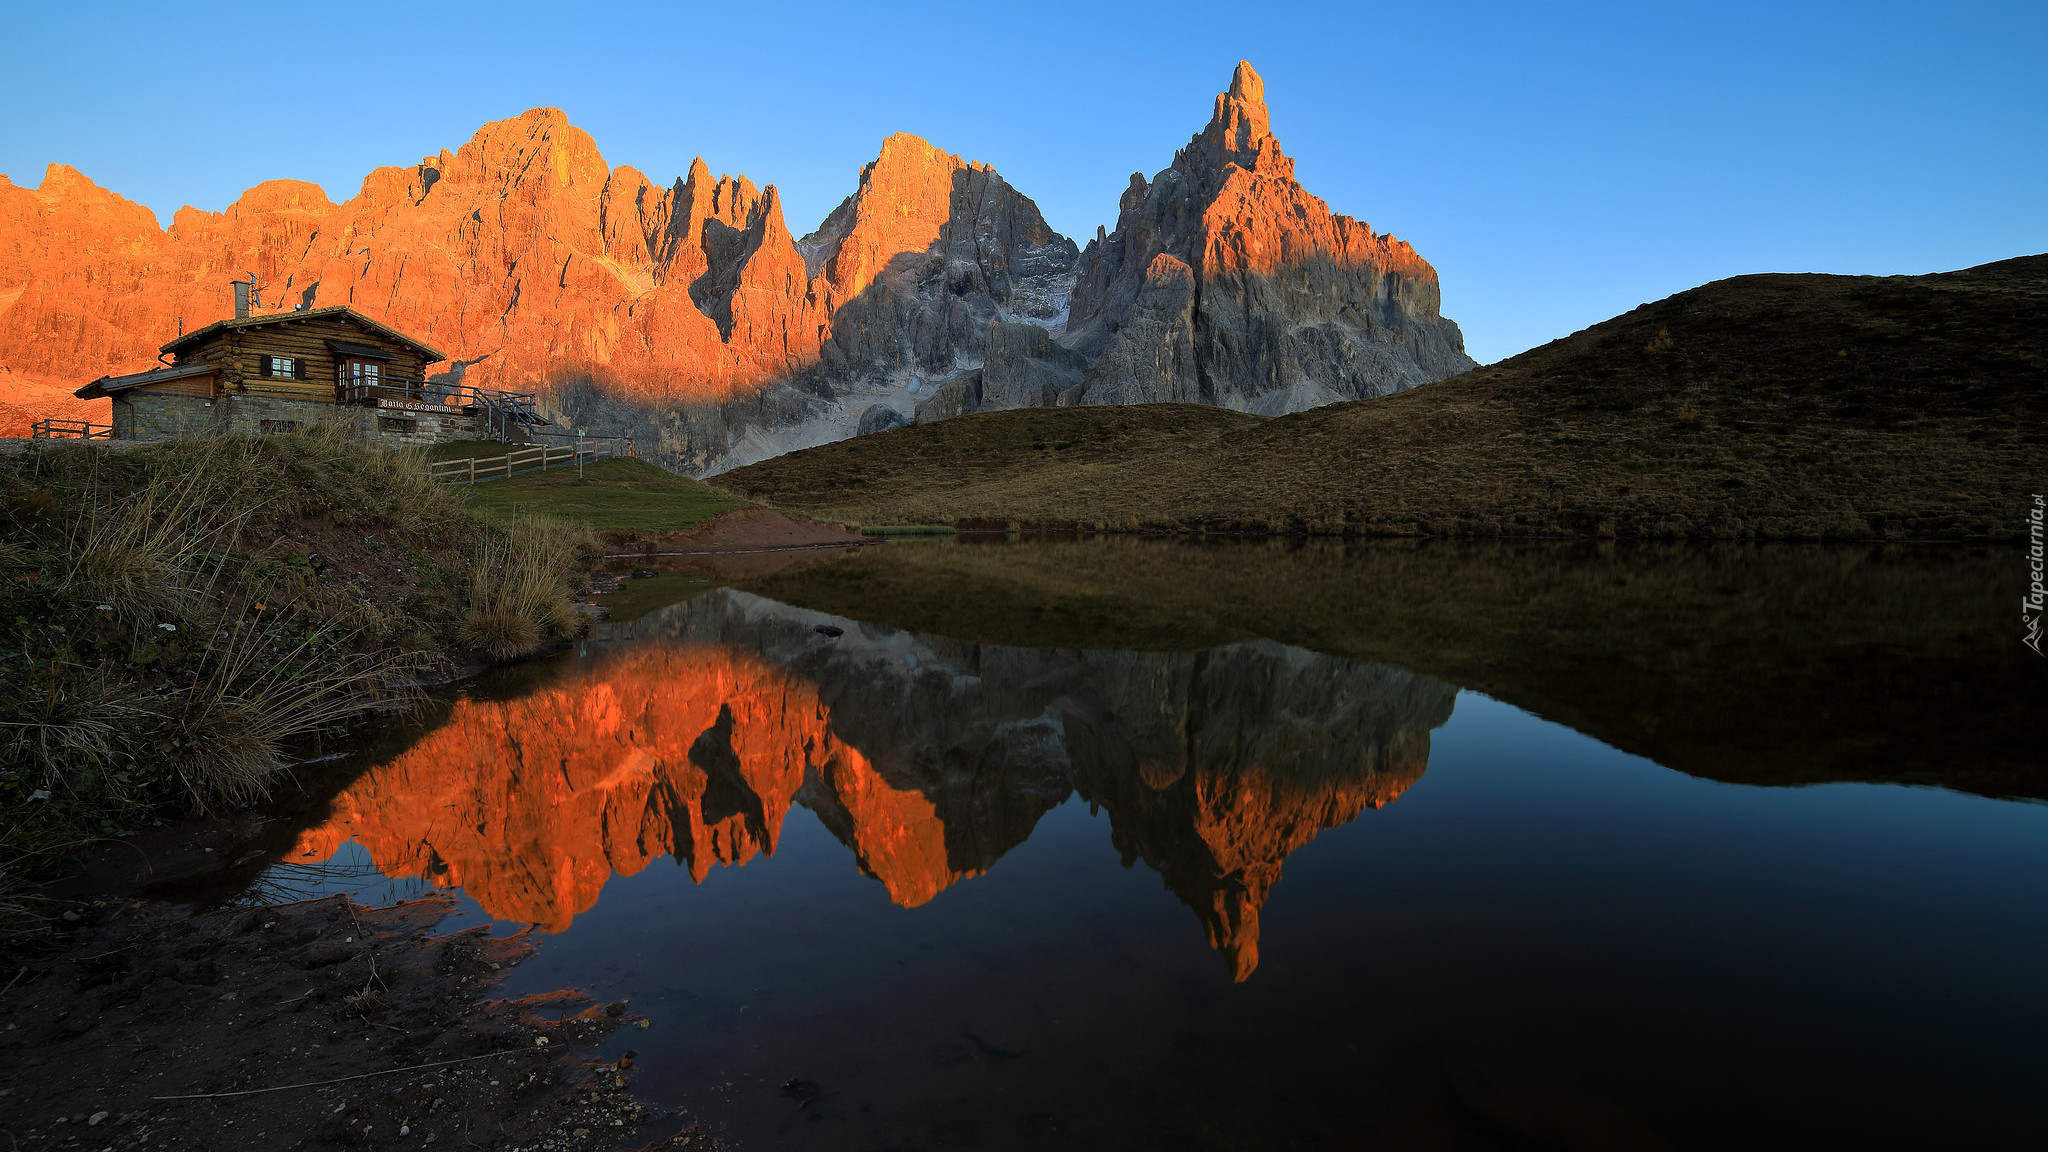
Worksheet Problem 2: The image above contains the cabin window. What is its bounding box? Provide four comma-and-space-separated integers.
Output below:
378, 416, 418, 435
261, 355, 306, 379
346, 361, 383, 384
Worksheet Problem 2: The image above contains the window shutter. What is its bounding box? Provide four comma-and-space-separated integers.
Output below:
293, 358, 307, 380
257, 355, 271, 378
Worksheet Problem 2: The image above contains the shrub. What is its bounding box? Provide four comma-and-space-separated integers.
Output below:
458, 515, 595, 661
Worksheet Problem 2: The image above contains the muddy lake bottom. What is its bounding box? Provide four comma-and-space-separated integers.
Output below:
217, 539, 2045, 1149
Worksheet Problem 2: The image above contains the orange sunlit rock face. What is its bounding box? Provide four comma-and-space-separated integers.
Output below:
290, 643, 967, 930
0, 111, 826, 408
0, 120, 1067, 446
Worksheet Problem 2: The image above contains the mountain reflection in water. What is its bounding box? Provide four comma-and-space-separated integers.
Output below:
291, 590, 1452, 978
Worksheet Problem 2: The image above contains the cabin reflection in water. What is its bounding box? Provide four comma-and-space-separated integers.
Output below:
292, 591, 1456, 979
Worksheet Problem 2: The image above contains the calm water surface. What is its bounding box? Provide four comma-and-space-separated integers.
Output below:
250, 540, 2047, 1150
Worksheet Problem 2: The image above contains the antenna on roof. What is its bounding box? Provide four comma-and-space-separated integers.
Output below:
232, 272, 264, 319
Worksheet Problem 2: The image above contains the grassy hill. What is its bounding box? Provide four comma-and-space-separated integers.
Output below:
715, 255, 2048, 540
428, 442, 747, 533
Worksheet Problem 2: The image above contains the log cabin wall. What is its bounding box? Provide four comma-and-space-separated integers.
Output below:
131, 372, 218, 399
175, 315, 433, 405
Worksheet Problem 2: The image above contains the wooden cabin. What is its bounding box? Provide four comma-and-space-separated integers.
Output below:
74, 306, 548, 446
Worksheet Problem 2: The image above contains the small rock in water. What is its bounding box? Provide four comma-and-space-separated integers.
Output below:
88, 1111, 109, 1126
814, 625, 844, 638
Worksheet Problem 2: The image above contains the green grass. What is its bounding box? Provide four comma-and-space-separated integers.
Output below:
453, 456, 748, 533
427, 439, 517, 463
861, 525, 959, 536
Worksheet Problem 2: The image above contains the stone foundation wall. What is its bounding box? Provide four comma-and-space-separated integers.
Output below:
114, 394, 484, 446
117, 393, 231, 440
364, 406, 481, 447
218, 395, 350, 438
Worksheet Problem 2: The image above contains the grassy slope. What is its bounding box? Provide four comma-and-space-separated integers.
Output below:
0, 432, 592, 909
716, 255, 2048, 540
450, 456, 748, 533
743, 538, 2045, 800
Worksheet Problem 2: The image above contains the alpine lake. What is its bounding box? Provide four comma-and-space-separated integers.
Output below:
194, 537, 2045, 1150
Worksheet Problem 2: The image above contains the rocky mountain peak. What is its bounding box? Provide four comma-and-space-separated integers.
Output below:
32, 163, 99, 203
445, 106, 611, 200
804, 132, 965, 301
1200, 59, 1280, 175
1228, 58, 1264, 103
223, 180, 336, 218
1061, 59, 1473, 414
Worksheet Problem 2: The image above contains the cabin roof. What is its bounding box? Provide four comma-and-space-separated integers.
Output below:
160, 306, 445, 363
74, 359, 219, 400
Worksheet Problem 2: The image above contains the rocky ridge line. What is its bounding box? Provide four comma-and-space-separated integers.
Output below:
0, 63, 1471, 469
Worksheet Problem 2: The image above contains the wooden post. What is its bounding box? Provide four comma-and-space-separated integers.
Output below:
468, 457, 475, 484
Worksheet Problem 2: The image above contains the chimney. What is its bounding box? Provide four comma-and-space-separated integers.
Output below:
233, 281, 251, 319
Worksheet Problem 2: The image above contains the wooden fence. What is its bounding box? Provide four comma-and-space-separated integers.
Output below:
30, 419, 114, 440
430, 439, 628, 485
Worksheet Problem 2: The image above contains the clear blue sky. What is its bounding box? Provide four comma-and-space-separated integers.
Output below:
2, 0, 2041, 364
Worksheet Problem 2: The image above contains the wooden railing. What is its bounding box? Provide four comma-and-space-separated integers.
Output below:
30, 419, 114, 440
342, 379, 555, 442
338, 379, 455, 407
429, 439, 630, 485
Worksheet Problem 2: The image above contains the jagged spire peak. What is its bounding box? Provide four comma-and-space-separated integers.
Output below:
1203, 60, 1278, 174
1229, 60, 1265, 104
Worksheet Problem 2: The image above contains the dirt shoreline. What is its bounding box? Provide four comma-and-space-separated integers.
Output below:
0, 891, 725, 1151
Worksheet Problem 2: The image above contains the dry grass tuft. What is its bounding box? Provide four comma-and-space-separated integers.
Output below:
458, 516, 595, 661
457, 609, 543, 662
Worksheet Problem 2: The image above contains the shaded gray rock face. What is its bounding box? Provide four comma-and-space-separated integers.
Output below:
801, 159, 1079, 385
618, 589, 1459, 977
857, 403, 910, 436
913, 370, 981, 424
1060, 61, 1475, 414
1068, 253, 1202, 406
980, 321, 1090, 410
